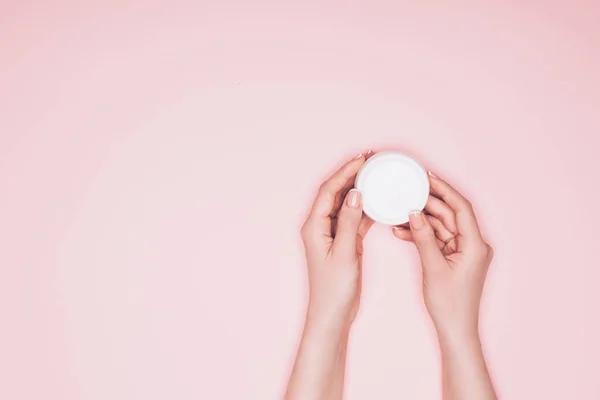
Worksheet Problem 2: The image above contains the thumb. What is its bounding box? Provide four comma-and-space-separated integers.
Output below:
332, 189, 363, 256
408, 211, 446, 273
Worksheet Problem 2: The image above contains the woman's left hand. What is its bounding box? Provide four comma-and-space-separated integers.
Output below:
301, 152, 374, 329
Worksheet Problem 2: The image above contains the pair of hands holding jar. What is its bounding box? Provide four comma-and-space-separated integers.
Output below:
285, 152, 497, 400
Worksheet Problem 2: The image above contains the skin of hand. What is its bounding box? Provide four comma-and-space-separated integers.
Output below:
393, 171, 497, 400
285, 152, 374, 400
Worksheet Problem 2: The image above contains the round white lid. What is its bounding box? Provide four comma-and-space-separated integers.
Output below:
355, 152, 429, 225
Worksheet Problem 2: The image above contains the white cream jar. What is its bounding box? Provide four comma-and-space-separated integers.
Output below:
355, 152, 429, 225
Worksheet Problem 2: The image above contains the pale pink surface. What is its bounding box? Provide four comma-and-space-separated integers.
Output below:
1, 1, 599, 399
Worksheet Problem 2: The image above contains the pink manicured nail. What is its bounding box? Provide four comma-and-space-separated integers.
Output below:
408, 211, 425, 229
427, 170, 438, 179
347, 189, 362, 208
354, 152, 364, 159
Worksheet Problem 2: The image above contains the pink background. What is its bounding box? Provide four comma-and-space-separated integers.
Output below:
1, 1, 599, 399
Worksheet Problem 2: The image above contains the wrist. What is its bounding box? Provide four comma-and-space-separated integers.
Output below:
297, 315, 350, 365
432, 317, 479, 346
306, 301, 354, 332
305, 311, 351, 338
436, 327, 483, 357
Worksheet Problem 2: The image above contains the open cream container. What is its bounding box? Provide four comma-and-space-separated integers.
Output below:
355, 152, 429, 225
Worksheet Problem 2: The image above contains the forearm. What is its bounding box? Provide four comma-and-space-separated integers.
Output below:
285, 316, 350, 400
438, 331, 497, 400
328, 330, 349, 399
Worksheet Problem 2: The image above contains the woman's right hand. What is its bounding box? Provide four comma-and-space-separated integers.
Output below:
392, 171, 494, 343
393, 171, 497, 400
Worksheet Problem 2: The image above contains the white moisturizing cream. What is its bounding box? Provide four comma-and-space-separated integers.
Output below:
355, 152, 429, 225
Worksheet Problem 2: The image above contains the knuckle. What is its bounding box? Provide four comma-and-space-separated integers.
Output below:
414, 230, 434, 246
463, 199, 474, 211
472, 241, 489, 259
339, 207, 361, 221
336, 215, 350, 227
317, 182, 330, 195
440, 213, 455, 229
486, 244, 495, 259
415, 237, 431, 246
441, 208, 455, 220
300, 221, 312, 239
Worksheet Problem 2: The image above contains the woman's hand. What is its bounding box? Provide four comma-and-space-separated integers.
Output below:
393, 171, 497, 400
285, 152, 373, 400
301, 152, 374, 329
392, 171, 493, 341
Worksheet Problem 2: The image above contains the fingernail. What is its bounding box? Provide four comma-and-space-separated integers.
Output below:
408, 211, 425, 229
366, 149, 374, 156
354, 152, 364, 159
427, 170, 438, 179
347, 189, 362, 208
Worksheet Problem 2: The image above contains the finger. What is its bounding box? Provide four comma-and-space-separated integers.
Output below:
427, 171, 482, 242
354, 214, 374, 256
330, 151, 375, 221
330, 182, 356, 237
304, 153, 366, 238
427, 215, 455, 244
331, 189, 364, 256
407, 211, 447, 273
358, 214, 374, 240
392, 226, 414, 241
392, 222, 445, 248
424, 195, 457, 234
